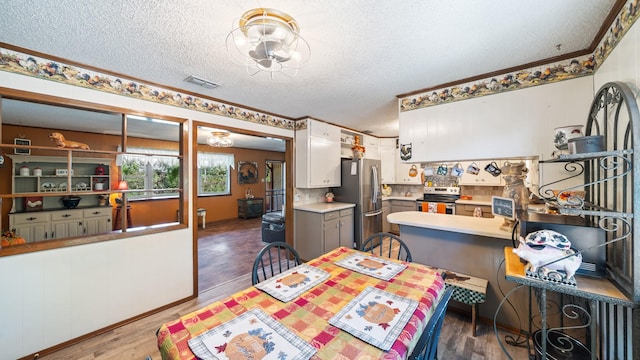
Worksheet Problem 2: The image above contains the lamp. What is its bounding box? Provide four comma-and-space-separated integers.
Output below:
207, 131, 234, 147
117, 180, 129, 190
226, 8, 310, 78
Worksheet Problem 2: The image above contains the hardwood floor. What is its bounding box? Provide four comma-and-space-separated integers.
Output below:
40, 217, 531, 359
197, 217, 265, 291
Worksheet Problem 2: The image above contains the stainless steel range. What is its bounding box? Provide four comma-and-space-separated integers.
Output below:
416, 186, 461, 214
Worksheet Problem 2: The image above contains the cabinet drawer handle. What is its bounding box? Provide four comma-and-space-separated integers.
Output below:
92, 211, 100, 215
63, 214, 71, 218
27, 217, 37, 221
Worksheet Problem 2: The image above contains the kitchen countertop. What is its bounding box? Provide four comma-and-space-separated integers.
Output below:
387, 211, 513, 240
294, 202, 355, 213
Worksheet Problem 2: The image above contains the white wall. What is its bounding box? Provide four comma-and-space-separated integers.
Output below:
0, 71, 293, 359
594, 17, 640, 97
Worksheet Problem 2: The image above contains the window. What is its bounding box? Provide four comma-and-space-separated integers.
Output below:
198, 152, 234, 195
121, 148, 181, 199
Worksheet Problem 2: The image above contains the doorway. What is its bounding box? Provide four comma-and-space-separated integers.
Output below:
265, 160, 285, 213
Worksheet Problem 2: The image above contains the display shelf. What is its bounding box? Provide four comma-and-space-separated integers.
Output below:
539, 149, 633, 163
7, 154, 111, 212
503, 82, 640, 359
504, 247, 635, 308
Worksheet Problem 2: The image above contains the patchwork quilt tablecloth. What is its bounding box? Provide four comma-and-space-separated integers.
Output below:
157, 247, 444, 360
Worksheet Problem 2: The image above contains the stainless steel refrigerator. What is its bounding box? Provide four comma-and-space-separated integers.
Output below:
332, 158, 382, 249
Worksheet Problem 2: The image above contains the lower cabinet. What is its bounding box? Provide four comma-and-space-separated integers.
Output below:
238, 198, 264, 219
382, 200, 391, 233
50, 210, 83, 239
83, 208, 112, 235
389, 199, 417, 234
295, 207, 354, 260
10, 207, 113, 242
10, 213, 49, 242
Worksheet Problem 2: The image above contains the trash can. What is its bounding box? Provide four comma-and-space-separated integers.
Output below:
261, 213, 285, 243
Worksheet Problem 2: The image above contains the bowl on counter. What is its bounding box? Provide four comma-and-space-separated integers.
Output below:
61, 196, 81, 209
552, 190, 585, 208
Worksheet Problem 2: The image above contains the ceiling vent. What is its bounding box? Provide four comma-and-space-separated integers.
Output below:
185, 75, 220, 89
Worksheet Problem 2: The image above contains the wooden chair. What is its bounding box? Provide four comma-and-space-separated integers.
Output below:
408, 285, 455, 360
252, 242, 301, 285
361, 232, 413, 262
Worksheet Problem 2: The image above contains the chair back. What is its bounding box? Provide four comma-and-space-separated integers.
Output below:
252, 242, 301, 285
361, 232, 413, 262
408, 285, 454, 360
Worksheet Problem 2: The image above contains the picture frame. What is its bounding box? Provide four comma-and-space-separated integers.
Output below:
238, 161, 258, 184
14, 138, 31, 155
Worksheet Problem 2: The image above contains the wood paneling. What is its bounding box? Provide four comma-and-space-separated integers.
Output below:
196, 143, 285, 222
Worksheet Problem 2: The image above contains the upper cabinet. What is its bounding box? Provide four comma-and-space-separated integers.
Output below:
362, 135, 380, 160
379, 138, 397, 184
296, 119, 341, 188
398, 76, 593, 164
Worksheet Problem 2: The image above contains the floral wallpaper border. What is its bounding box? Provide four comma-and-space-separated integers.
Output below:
400, 0, 640, 112
0, 48, 296, 131
1, 1, 638, 126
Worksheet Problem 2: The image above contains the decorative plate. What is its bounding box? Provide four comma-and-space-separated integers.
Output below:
41, 182, 57, 191
75, 182, 88, 191
328, 286, 418, 351
188, 308, 316, 360
58, 182, 67, 191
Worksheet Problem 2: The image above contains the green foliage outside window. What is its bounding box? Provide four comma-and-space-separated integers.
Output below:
198, 153, 233, 195
121, 149, 180, 199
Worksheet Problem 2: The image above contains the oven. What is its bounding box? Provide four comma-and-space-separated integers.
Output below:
416, 186, 461, 215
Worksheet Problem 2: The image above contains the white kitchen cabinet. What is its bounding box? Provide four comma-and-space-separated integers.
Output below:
395, 148, 423, 184
83, 208, 112, 235
9, 207, 113, 242
362, 135, 380, 160
10, 212, 49, 242
296, 119, 341, 188
398, 77, 593, 163
294, 207, 354, 260
380, 138, 397, 184
50, 209, 83, 239
458, 160, 504, 186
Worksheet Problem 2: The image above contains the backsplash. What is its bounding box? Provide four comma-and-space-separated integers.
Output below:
460, 185, 504, 201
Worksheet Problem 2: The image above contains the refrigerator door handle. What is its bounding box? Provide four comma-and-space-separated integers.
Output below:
364, 210, 383, 217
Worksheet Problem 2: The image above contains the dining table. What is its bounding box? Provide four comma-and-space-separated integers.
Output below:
156, 246, 445, 360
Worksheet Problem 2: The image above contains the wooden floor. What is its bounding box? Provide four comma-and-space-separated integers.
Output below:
40, 217, 531, 360
197, 217, 265, 291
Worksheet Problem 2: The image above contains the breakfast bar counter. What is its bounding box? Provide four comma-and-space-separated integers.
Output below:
387, 211, 513, 240
387, 211, 526, 330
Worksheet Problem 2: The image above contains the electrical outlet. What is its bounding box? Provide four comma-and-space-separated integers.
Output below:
295, 193, 301, 202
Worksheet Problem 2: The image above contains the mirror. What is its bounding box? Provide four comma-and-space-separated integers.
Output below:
0, 97, 185, 249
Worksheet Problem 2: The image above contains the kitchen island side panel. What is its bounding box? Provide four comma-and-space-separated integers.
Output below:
399, 224, 533, 331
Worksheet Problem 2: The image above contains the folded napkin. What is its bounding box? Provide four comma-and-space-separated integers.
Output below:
254, 263, 330, 302
334, 253, 407, 280
188, 308, 316, 360
329, 286, 418, 351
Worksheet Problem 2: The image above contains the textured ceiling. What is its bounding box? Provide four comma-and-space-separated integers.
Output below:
0, 0, 618, 137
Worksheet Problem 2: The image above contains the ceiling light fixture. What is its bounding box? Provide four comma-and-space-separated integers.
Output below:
185, 75, 220, 89
207, 131, 233, 147
226, 8, 310, 78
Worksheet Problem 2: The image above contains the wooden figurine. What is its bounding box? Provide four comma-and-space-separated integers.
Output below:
49, 132, 90, 150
